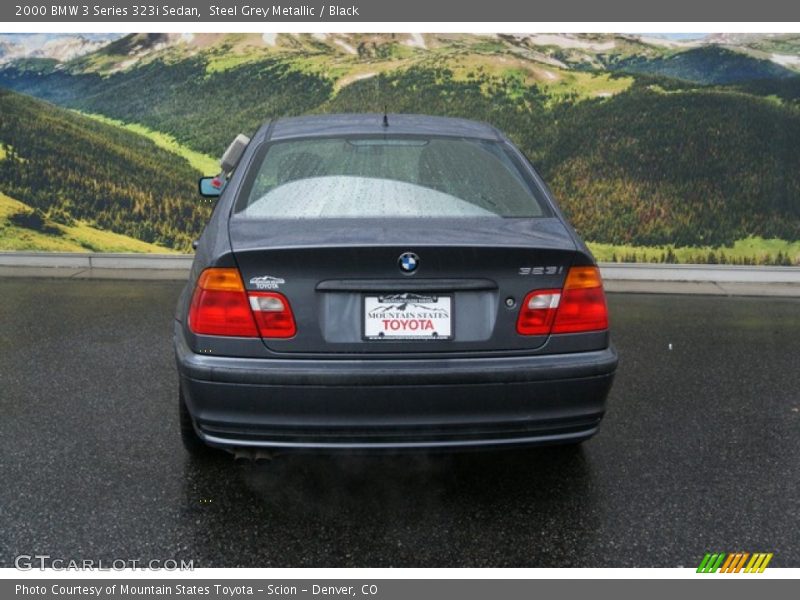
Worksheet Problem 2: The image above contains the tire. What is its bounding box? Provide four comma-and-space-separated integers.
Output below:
179, 386, 214, 457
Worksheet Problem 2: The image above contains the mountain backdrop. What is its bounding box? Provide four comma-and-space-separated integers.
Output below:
1, 32, 799, 263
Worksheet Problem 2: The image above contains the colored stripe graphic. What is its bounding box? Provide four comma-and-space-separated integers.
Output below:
745, 553, 773, 573
733, 553, 750, 573
720, 553, 737, 573
698, 552, 772, 573
710, 553, 726, 572
697, 553, 727, 573
721, 553, 750, 573
697, 554, 712, 573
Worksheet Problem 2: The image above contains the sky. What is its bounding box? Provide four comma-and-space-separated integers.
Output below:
641, 33, 709, 40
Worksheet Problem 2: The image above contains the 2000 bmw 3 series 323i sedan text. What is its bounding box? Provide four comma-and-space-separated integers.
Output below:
174, 113, 618, 456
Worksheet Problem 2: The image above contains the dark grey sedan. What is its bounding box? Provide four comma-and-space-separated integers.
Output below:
174, 113, 617, 456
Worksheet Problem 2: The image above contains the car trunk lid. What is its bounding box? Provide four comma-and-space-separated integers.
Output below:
229, 217, 581, 355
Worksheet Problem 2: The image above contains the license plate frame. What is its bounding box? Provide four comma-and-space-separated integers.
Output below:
363, 293, 453, 341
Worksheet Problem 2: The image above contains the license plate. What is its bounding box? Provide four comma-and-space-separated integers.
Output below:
364, 293, 452, 340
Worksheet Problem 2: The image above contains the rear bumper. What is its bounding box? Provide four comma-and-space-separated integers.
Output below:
174, 323, 618, 451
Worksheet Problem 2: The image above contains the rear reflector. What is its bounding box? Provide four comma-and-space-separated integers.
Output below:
248, 292, 297, 338
188, 268, 258, 337
517, 266, 609, 336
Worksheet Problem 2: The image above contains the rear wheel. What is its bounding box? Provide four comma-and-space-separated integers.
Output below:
179, 387, 214, 457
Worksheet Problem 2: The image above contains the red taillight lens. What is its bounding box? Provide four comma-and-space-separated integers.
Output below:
552, 286, 608, 333
188, 268, 258, 337
552, 266, 609, 333
517, 266, 609, 336
248, 292, 297, 338
516, 289, 561, 335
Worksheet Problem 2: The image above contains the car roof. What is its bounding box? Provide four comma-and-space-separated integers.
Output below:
264, 113, 505, 142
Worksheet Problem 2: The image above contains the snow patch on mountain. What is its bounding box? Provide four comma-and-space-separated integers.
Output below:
516, 34, 616, 51
770, 53, 800, 67
334, 40, 357, 55
0, 35, 111, 64
0, 41, 20, 61
636, 35, 702, 48
404, 33, 426, 49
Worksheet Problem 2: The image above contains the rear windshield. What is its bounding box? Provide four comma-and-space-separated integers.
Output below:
234, 136, 547, 218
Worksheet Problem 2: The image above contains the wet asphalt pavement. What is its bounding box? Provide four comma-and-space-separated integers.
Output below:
1, 277, 799, 568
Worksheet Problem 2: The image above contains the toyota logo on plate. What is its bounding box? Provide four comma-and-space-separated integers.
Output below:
398, 252, 419, 274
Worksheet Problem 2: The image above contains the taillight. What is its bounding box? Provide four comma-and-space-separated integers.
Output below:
188, 268, 297, 338
249, 292, 296, 338
517, 266, 608, 336
552, 266, 609, 333
516, 289, 561, 335
188, 268, 258, 337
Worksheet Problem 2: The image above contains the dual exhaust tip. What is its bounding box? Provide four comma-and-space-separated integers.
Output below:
232, 448, 276, 463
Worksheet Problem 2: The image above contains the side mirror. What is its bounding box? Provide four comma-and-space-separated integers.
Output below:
198, 176, 225, 197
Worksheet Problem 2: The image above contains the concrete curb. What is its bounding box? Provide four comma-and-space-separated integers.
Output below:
0, 251, 194, 270
599, 263, 800, 283
1, 252, 799, 296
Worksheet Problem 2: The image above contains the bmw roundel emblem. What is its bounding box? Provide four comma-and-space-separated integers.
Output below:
398, 252, 419, 274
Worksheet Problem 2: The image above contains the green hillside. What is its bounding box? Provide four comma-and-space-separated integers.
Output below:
0, 33, 799, 262
0, 33, 644, 157
541, 86, 800, 247
320, 68, 800, 249
610, 46, 797, 84
76, 111, 218, 173
0, 192, 172, 252
0, 56, 333, 157
0, 88, 210, 251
